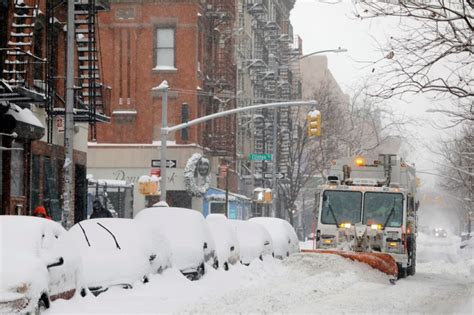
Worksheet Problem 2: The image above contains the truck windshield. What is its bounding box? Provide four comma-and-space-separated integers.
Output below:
321, 190, 362, 225
363, 192, 404, 227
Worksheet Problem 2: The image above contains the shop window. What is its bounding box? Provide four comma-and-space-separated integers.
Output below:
43, 157, 61, 221
30, 154, 41, 209
10, 142, 24, 196
209, 201, 226, 215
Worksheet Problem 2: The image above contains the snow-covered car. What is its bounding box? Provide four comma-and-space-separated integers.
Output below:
250, 217, 300, 259
0, 216, 83, 314
66, 218, 170, 296
206, 214, 240, 270
433, 228, 448, 238
229, 220, 274, 265
135, 207, 218, 280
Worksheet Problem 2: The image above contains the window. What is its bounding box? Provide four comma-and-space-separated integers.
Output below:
10, 142, 24, 196
30, 155, 41, 209
155, 28, 175, 69
363, 192, 403, 227
43, 157, 61, 221
321, 190, 362, 225
181, 103, 189, 141
210, 201, 226, 215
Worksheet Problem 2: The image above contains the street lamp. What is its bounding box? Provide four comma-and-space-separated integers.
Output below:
157, 79, 317, 202
297, 47, 348, 60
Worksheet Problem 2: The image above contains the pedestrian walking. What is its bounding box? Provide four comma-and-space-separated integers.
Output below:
33, 206, 52, 220
90, 199, 113, 219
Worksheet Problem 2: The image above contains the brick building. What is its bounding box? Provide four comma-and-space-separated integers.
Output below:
88, 0, 238, 214
0, 0, 109, 222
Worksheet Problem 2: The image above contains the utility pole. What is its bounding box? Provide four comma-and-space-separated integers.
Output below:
62, 0, 75, 229
271, 107, 278, 217
157, 81, 169, 204
225, 164, 229, 216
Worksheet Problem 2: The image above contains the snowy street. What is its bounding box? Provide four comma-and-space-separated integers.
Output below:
46, 232, 473, 314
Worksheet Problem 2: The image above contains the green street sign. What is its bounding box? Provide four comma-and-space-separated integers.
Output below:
249, 153, 273, 161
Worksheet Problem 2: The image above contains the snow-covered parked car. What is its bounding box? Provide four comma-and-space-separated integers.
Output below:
229, 220, 274, 265
135, 207, 218, 280
250, 217, 300, 259
66, 218, 170, 296
206, 214, 240, 270
0, 216, 83, 314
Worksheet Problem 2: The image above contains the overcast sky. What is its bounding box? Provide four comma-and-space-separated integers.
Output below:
290, 0, 457, 188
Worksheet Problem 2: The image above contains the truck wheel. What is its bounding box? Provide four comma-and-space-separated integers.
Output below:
407, 237, 416, 276
397, 263, 407, 279
33, 295, 48, 315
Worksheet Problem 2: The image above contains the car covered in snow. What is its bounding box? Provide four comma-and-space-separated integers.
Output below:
0, 216, 83, 314
250, 217, 300, 259
206, 214, 240, 270
135, 207, 218, 280
229, 220, 274, 265
433, 228, 448, 238
66, 218, 170, 296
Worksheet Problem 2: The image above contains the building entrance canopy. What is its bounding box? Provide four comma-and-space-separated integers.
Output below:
0, 102, 44, 140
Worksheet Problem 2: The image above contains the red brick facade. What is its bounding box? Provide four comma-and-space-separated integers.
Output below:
96, 1, 206, 145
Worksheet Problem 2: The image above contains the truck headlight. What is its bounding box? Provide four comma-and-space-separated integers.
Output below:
339, 223, 352, 229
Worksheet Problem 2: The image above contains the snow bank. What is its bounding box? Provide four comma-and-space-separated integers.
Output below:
66, 219, 166, 289
229, 220, 273, 264
135, 207, 214, 272
206, 215, 240, 267
250, 217, 300, 259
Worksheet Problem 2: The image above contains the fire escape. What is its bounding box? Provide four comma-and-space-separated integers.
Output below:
204, 0, 236, 157
1, 0, 110, 144
247, 1, 269, 186
72, 0, 109, 141
1, 0, 45, 107
244, 0, 297, 188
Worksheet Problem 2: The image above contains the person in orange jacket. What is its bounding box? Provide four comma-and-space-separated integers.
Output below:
33, 206, 52, 220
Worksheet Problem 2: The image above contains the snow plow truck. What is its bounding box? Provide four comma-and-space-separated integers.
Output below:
303, 154, 418, 283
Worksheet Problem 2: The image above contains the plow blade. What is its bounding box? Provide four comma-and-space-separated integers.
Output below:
302, 249, 398, 280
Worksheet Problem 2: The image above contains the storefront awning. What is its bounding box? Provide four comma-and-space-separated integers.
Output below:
0, 102, 45, 140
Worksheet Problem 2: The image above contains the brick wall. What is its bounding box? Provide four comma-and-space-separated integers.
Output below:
96, 1, 205, 145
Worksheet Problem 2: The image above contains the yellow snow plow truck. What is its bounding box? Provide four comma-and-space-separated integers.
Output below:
303, 154, 418, 284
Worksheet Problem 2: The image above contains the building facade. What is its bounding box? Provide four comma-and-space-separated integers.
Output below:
0, 0, 109, 222
234, 0, 301, 216
89, 0, 239, 215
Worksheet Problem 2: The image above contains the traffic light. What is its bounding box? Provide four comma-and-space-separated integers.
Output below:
307, 110, 321, 137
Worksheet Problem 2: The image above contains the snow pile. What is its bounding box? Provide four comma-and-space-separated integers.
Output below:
135, 207, 214, 272
229, 220, 273, 264
66, 218, 160, 289
206, 214, 240, 267
0, 216, 78, 313
250, 217, 300, 259
417, 232, 473, 277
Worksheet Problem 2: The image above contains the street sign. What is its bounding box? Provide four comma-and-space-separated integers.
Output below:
263, 172, 285, 180
249, 153, 273, 161
151, 159, 177, 168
